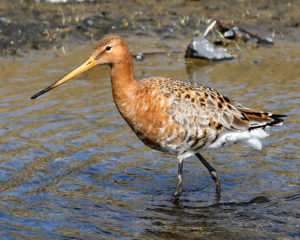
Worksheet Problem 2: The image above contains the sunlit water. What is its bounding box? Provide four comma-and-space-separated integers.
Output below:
0, 39, 299, 239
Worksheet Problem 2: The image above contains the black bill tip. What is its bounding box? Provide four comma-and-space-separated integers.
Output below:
31, 85, 53, 99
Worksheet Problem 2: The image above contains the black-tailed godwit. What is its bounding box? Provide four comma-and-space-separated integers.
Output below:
31, 35, 287, 202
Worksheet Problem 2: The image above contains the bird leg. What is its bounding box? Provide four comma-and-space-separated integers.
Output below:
195, 153, 221, 193
171, 156, 183, 202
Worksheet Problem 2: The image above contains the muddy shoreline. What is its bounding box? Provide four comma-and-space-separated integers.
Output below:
0, 0, 299, 56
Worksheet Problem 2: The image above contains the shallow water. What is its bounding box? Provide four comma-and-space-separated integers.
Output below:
0, 38, 299, 239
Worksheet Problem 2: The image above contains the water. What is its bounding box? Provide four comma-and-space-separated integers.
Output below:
0, 39, 299, 239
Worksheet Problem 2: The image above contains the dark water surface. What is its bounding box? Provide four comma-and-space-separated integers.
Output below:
0, 37, 299, 239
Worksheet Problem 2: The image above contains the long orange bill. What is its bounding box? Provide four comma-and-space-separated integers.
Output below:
31, 56, 98, 99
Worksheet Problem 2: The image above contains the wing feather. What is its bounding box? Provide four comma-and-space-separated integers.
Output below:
157, 78, 286, 133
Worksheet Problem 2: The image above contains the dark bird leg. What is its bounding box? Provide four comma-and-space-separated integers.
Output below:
171, 156, 183, 203
195, 153, 221, 193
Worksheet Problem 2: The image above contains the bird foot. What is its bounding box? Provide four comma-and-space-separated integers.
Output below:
170, 193, 181, 205
210, 170, 221, 191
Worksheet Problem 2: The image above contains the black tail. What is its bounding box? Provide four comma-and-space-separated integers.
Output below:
248, 113, 287, 131
268, 114, 287, 126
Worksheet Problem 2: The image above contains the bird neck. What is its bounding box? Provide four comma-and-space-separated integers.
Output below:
110, 57, 138, 104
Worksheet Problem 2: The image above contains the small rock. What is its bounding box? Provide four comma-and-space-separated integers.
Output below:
86, 19, 94, 27
258, 37, 274, 45
0, 17, 7, 23
135, 53, 145, 61
223, 29, 235, 38
185, 37, 233, 61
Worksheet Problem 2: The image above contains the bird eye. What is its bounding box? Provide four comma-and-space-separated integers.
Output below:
105, 45, 112, 51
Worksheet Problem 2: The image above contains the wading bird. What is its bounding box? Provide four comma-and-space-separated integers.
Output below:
31, 35, 286, 202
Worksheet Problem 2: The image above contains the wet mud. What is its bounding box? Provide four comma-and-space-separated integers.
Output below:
0, 0, 299, 55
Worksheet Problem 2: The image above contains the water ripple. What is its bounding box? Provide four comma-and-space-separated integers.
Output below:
0, 41, 299, 239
